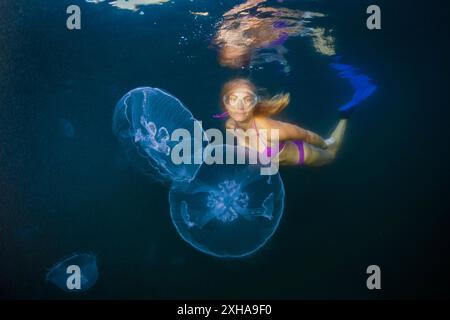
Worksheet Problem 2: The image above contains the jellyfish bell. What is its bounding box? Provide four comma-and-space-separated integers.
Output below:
113, 87, 205, 183
58, 118, 75, 139
169, 144, 285, 258
46, 252, 98, 292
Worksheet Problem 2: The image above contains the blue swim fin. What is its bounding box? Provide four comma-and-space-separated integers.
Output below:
331, 61, 377, 119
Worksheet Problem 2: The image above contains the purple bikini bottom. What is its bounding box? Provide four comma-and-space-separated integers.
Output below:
265, 141, 305, 165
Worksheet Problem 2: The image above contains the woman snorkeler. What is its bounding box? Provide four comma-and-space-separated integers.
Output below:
217, 78, 348, 167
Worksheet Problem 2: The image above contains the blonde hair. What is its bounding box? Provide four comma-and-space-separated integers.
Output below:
220, 78, 290, 117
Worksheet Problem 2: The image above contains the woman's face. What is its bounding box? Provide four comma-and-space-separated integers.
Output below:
223, 88, 258, 122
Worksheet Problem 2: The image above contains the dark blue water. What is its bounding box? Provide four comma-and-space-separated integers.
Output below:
1, 0, 449, 299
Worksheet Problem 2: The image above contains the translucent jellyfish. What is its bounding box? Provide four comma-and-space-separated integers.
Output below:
112, 87, 204, 183
46, 253, 98, 292
169, 145, 285, 258
58, 118, 75, 139
331, 61, 377, 113
17, 226, 42, 242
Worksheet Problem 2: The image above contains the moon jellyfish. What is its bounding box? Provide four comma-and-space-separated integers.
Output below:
58, 118, 75, 139
46, 253, 98, 292
331, 61, 377, 113
17, 226, 42, 243
169, 145, 285, 258
112, 87, 204, 183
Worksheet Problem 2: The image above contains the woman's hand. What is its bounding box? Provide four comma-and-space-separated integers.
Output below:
305, 130, 328, 149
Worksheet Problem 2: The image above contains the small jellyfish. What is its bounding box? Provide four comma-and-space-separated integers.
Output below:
17, 226, 42, 242
46, 253, 98, 292
169, 145, 285, 258
112, 87, 204, 183
58, 118, 75, 139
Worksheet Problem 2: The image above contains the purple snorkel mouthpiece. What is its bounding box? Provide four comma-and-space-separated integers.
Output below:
212, 111, 229, 119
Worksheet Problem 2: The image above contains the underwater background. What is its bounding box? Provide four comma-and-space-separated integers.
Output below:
1, 0, 449, 299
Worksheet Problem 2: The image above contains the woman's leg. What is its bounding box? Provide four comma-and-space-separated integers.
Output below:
304, 119, 347, 167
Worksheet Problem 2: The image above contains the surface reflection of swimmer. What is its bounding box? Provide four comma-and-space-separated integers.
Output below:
213, 0, 336, 71
219, 78, 347, 166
